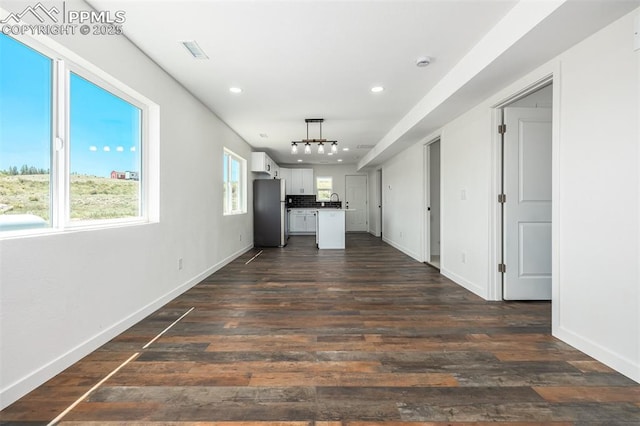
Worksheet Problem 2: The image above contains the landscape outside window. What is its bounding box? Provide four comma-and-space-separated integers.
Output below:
69, 72, 141, 221
223, 149, 244, 215
317, 176, 332, 201
0, 34, 143, 232
0, 34, 52, 228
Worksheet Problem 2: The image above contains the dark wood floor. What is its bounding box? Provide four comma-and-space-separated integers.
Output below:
2, 234, 640, 425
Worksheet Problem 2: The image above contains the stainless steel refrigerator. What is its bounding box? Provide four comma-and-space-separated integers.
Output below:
253, 179, 287, 247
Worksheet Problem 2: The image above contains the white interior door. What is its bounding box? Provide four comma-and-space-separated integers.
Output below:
503, 107, 552, 300
345, 175, 368, 232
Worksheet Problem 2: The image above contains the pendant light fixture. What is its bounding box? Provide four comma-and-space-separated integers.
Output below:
291, 118, 337, 155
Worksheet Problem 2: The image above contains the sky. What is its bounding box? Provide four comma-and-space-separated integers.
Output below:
0, 34, 140, 178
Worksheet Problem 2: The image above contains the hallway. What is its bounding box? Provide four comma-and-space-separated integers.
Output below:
2, 234, 639, 424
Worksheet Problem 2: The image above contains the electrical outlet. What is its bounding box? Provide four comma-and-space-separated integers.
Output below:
178, 258, 183, 270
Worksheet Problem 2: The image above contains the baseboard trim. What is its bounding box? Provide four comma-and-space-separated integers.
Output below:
554, 325, 640, 384
0, 244, 253, 409
440, 267, 487, 300
382, 236, 421, 262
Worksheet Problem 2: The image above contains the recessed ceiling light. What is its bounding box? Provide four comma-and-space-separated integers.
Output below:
229, 87, 242, 94
327, 152, 333, 156
371, 86, 384, 93
297, 159, 303, 162
337, 159, 343, 162
259, 133, 268, 138
181, 40, 208, 59
342, 147, 349, 151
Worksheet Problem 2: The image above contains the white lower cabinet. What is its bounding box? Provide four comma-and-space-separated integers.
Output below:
304, 212, 316, 233
289, 210, 316, 234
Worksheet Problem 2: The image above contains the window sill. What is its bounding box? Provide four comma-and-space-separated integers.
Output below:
0, 218, 156, 241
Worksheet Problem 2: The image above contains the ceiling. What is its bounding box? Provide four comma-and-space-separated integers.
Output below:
87, 0, 639, 168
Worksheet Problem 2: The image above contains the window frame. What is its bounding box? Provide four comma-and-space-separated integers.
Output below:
223, 147, 247, 216
63, 64, 148, 229
316, 176, 333, 201
0, 33, 158, 238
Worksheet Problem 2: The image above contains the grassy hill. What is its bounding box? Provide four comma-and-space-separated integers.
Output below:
0, 174, 139, 221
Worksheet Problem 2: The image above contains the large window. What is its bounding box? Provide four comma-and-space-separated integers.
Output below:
69, 73, 142, 221
0, 34, 150, 234
0, 34, 52, 230
223, 148, 246, 215
316, 176, 333, 201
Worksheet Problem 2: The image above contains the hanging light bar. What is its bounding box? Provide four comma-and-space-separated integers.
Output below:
290, 118, 338, 155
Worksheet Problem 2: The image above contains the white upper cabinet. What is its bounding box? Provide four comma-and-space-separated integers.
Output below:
289, 168, 314, 195
251, 152, 277, 177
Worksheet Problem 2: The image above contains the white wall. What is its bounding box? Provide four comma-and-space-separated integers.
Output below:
381, 143, 424, 261
376, 8, 640, 382
552, 9, 639, 382
0, 0, 253, 408
439, 107, 492, 298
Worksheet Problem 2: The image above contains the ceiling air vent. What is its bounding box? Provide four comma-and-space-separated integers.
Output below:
356, 144, 375, 149
181, 40, 209, 59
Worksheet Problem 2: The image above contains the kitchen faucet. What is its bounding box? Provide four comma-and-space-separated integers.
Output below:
330, 193, 339, 202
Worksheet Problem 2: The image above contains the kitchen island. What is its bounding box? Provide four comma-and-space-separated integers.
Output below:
316, 209, 347, 249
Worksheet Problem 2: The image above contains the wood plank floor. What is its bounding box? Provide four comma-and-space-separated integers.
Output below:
2, 234, 640, 425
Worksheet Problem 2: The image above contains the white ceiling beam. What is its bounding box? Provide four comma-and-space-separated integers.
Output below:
357, 0, 566, 170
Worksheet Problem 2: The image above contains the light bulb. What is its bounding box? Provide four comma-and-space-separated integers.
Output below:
304, 142, 311, 154
318, 143, 325, 154
291, 143, 298, 154
331, 142, 338, 154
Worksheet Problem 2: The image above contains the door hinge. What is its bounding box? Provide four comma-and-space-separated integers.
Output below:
498, 124, 506, 134
498, 263, 506, 273
498, 194, 506, 203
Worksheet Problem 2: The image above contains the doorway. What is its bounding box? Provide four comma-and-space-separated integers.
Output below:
345, 175, 368, 232
377, 169, 382, 237
499, 84, 552, 300
424, 139, 441, 268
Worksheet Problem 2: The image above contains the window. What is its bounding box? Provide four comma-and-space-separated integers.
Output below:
0, 34, 52, 230
69, 73, 142, 221
223, 148, 246, 215
0, 34, 152, 234
316, 176, 333, 201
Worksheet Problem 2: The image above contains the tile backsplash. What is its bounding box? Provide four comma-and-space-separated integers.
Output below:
287, 194, 342, 209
